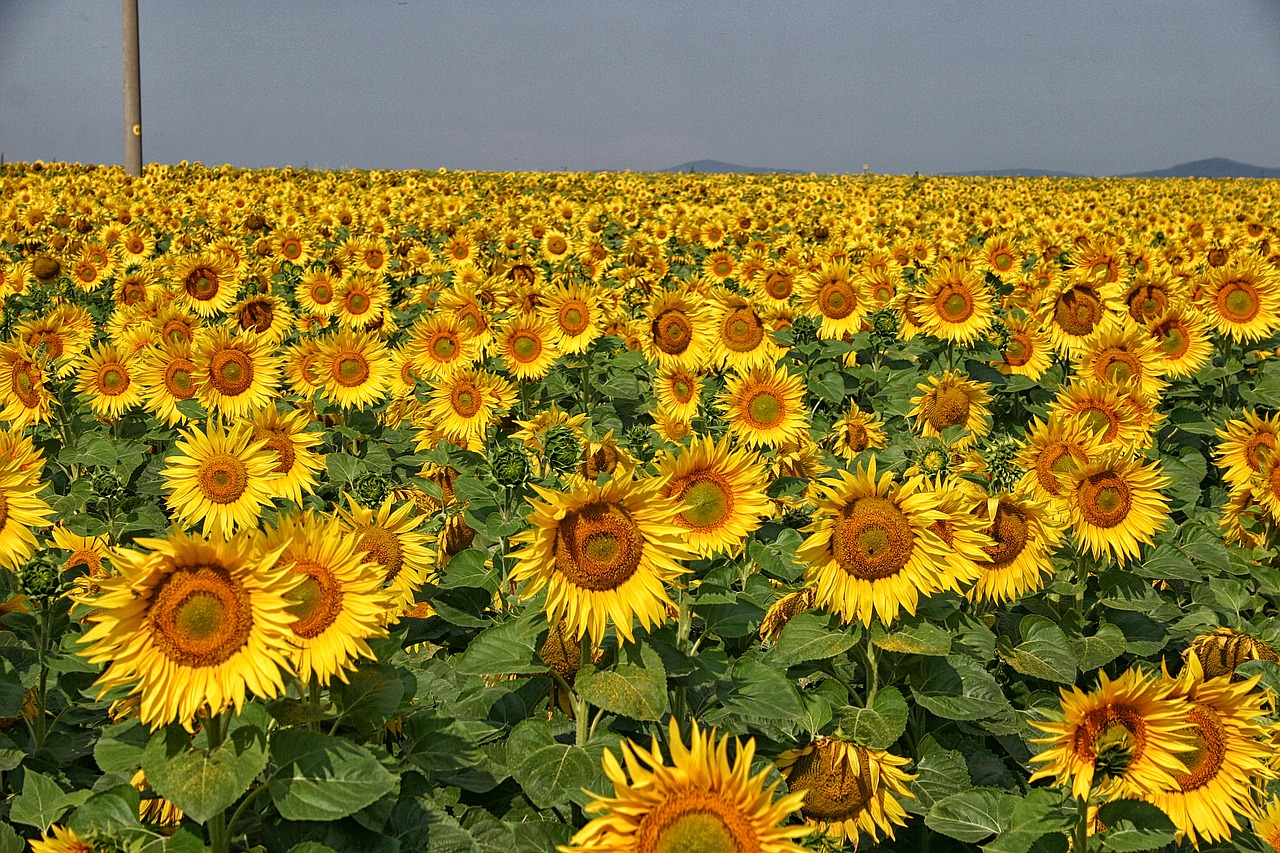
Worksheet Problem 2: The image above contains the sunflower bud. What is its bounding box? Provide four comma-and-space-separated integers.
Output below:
16, 552, 61, 600
351, 471, 390, 508
978, 434, 1022, 495
790, 314, 819, 346
910, 437, 951, 479
869, 307, 900, 347
489, 442, 530, 486
542, 425, 583, 475
92, 469, 125, 502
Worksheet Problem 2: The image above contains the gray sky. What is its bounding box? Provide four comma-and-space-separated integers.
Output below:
2, 0, 1278, 175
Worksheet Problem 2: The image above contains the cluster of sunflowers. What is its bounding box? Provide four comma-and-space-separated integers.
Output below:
1, 160, 1279, 852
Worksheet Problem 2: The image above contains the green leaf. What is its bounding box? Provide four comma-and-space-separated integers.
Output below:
907, 737, 972, 814
834, 686, 908, 749
10, 770, 76, 831
725, 657, 805, 720
1070, 621, 1127, 671
326, 453, 363, 485
1234, 659, 1280, 696
330, 664, 407, 732
1130, 542, 1201, 582
440, 546, 497, 591
872, 616, 953, 656
927, 788, 1017, 843
67, 784, 143, 840
766, 612, 858, 666
910, 655, 1010, 721
267, 730, 397, 822
0, 822, 22, 853
747, 528, 803, 582
1095, 799, 1177, 852
94, 718, 149, 773
1001, 616, 1078, 683
505, 718, 595, 809
1167, 407, 1218, 436
143, 706, 270, 824
175, 398, 207, 420
576, 645, 668, 721
981, 789, 1072, 853
454, 613, 547, 676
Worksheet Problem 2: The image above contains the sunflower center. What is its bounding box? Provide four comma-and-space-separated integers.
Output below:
832, 496, 914, 580
149, 564, 252, 668
282, 240, 302, 260
355, 525, 404, 585
184, 267, 221, 301
845, 422, 869, 452
818, 280, 856, 320
511, 332, 542, 362
238, 300, 275, 333
721, 307, 764, 353
1127, 285, 1167, 322
209, 349, 255, 396
928, 387, 971, 431
335, 353, 370, 387
1054, 287, 1102, 337
450, 381, 482, 417
744, 390, 784, 429
787, 744, 872, 821
764, 272, 793, 300
1097, 351, 1140, 384
936, 285, 975, 323
553, 501, 644, 592
346, 292, 371, 314
285, 560, 345, 640
11, 362, 41, 407
0, 493, 9, 530
197, 454, 249, 505
675, 476, 733, 531
1075, 704, 1147, 775
583, 445, 621, 479
559, 301, 589, 335
163, 319, 194, 346
1078, 471, 1132, 528
671, 376, 695, 404
432, 335, 457, 360
157, 358, 194, 399
1218, 279, 1260, 323
635, 791, 761, 853
983, 500, 1030, 565
310, 282, 333, 304
993, 252, 1014, 272
1243, 432, 1275, 472
254, 428, 296, 474
98, 364, 129, 396
1174, 704, 1227, 793
1004, 335, 1031, 366
1155, 321, 1188, 358
653, 309, 693, 356
67, 549, 103, 575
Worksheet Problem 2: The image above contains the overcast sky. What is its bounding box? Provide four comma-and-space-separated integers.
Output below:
2, 1, 1278, 175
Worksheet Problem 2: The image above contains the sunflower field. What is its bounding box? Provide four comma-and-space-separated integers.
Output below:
0, 161, 1279, 853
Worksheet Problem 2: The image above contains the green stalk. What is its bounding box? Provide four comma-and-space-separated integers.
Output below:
575, 634, 591, 746
865, 633, 880, 703
1073, 793, 1091, 853
206, 712, 230, 853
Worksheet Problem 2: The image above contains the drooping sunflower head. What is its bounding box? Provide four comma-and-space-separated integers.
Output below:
1186, 627, 1280, 681
776, 737, 916, 845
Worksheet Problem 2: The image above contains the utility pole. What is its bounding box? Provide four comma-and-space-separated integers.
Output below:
123, 0, 142, 176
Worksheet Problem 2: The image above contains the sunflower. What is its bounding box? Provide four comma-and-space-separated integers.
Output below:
30, 825, 101, 853
495, 313, 559, 380
966, 492, 1061, 605
272, 228, 311, 265
1016, 416, 1101, 507
152, 304, 201, 348
909, 371, 993, 448
137, 343, 201, 426
0, 340, 52, 429
1060, 451, 1171, 566
1215, 410, 1280, 490
247, 406, 325, 505
76, 529, 299, 730
642, 288, 714, 370
798, 258, 866, 340
423, 368, 515, 452
1040, 276, 1121, 355
333, 273, 389, 330
574, 430, 640, 487
1122, 274, 1180, 325
759, 587, 817, 643
407, 314, 482, 380
1187, 628, 1280, 680
1257, 798, 1280, 853
258, 511, 390, 686
1196, 261, 1280, 343
753, 266, 797, 306
337, 495, 434, 613
717, 365, 810, 450
709, 289, 784, 372
170, 252, 239, 317
0, 465, 55, 569
14, 304, 95, 378
115, 266, 161, 310
508, 473, 692, 645
1030, 667, 1193, 801
50, 524, 110, 579
825, 402, 888, 462
561, 718, 808, 853
797, 458, 982, 627
1072, 317, 1168, 399
228, 293, 294, 345
1049, 380, 1149, 452
162, 421, 279, 538
993, 313, 1055, 381
313, 329, 391, 410
652, 365, 703, 422
1146, 656, 1276, 847
776, 738, 916, 845
296, 268, 341, 316
193, 328, 281, 420
282, 338, 325, 396
1138, 305, 1207, 375
915, 259, 995, 345
655, 434, 771, 557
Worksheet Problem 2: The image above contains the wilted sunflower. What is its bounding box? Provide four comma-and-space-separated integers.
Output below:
247, 406, 325, 505
1186, 628, 1280, 680
77, 529, 299, 730
776, 738, 916, 845
170, 252, 239, 317
909, 371, 993, 448
561, 718, 808, 853
337, 495, 435, 613
0, 466, 55, 569
494, 313, 559, 380
509, 473, 692, 645
1060, 451, 1170, 566
915, 259, 995, 345
717, 365, 810, 450
966, 492, 1061, 605
826, 402, 888, 462
1030, 667, 1193, 801
162, 421, 279, 538
1215, 410, 1280, 490
642, 288, 714, 370
1147, 656, 1276, 847
137, 343, 200, 427
797, 458, 981, 626
1196, 261, 1280, 343
193, 328, 281, 420
257, 511, 391, 686
655, 434, 772, 557
313, 329, 391, 410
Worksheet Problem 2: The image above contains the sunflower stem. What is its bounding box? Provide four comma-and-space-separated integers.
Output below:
308, 678, 323, 731
206, 711, 230, 853
865, 632, 879, 703
575, 634, 591, 746
1073, 793, 1090, 853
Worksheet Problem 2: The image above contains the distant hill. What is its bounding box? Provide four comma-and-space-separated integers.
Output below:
664, 159, 801, 174
948, 167, 1084, 178
1118, 157, 1277, 178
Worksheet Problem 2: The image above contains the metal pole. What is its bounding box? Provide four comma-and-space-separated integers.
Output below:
123, 0, 142, 176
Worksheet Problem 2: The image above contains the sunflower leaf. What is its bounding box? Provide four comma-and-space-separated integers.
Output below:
454, 613, 546, 677
910, 655, 1011, 720
267, 730, 397, 821
926, 788, 1018, 843
1094, 799, 1177, 852
505, 718, 594, 809
577, 644, 668, 721
834, 686, 908, 749
1000, 616, 1078, 684
766, 612, 858, 666
10, 769, 78, 831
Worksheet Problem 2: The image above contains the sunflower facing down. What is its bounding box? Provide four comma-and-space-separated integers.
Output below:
1059, 451, 1171, 566
509, 473, 693, 645
717, 365, 810, 450
1030, 667, 1194, 801
776, 738, 917, 845
560, 718, 809, 853
76, 529, 300, 730
797, 458, 983, 627
161, 421, 279, 538
655, 434, 772, 557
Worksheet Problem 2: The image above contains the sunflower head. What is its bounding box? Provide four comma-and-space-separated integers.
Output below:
777, 738, 916, 845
